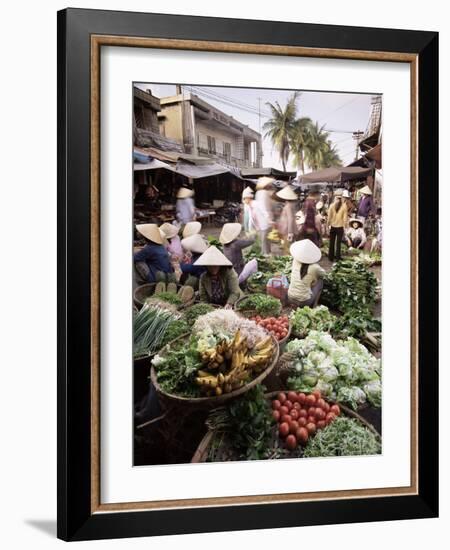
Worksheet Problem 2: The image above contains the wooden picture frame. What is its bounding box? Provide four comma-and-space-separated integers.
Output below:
57, 8, 438, 541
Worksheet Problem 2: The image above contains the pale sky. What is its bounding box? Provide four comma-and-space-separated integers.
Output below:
136, 82, 375, 171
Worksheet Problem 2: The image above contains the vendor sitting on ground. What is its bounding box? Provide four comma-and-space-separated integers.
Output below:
194, 246, 243, 308
345, 218, 367, 250
179, 234, 209, 288
134, 223, 173, 283
288, 239, 326, 308
219, 222, 255, 276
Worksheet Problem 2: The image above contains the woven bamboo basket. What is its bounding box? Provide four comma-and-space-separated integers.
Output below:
151, 333, 280, 409
133, 283, 194, 309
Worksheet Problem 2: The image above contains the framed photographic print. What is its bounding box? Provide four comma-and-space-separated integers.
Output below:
57, 8, 439, 541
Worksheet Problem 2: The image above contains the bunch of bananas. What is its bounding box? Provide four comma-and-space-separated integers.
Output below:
267, 229, 281, 242
195, 330, 274, 396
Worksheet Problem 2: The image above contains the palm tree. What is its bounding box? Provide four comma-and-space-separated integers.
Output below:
304, 122, 332, 171
263, 92, 299, 172
290, 116, 313, 174
322, 140, 343, 168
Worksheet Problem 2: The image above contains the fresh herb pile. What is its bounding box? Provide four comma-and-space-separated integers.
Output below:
182, 303, 215, 325
290, 306, 336, 338
134, 305, 179, 359
237, 293, 282, 317
286, 331, 381, 409
243, 249, 292, 293
160, 319, 190, 348
207, 386, 276, 461
303, 416, 381, 457
332, 309, 381, 341
151, 291, 183, 306
321, 259, 378, 314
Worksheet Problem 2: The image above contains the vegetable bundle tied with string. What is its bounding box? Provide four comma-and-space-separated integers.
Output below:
133, 304, 179, 358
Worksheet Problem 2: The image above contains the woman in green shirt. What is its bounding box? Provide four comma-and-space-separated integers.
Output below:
288, 239, 326, 308
194, 246, 243, 308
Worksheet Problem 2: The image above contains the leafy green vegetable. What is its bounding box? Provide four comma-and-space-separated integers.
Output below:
290, 305, 336, 338
332, 309, 381, 340
303, 416, 381, 457
237, 293, 282, 317
149, 291, 183, 306
160, 319, 190, 348
183, 303, 215, 325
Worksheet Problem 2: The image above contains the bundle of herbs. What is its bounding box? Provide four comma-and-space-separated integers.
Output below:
134, 305, 179, 359
236, 293, 282, 318
183, 303, 215, 325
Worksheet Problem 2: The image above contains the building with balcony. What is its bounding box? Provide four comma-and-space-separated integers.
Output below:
157, 90, 263, 169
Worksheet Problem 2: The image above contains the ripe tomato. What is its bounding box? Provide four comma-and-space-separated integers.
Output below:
308, 407, 316, 417
326, 412, 337, 424
330, 404, 341, 416
298, 409, 308, 418
286, 434, 297, 450
323, 402, 330, 413
315, 409, 326, 421
287, 391, 297, 403
306, 422, 316, 435
316, 398, 326, 410
277, 392, 287, 403
272, 410, 281, 422
296, 427, 309, 445
279, 422, 290, 437
307, 416, 316, 424
290, 409, 299, 421
284, 400, 293, 410
298, 417, 307, 427
279, 406, 289, 416
312, 390, 322, 400
293, 402, 301, 411
281, 414, 292, 424
316, 420, 326, 429
272, 399, 281, 410
297, 393, 306, 405
306, 394, 317, 406
289, 420, 299, 434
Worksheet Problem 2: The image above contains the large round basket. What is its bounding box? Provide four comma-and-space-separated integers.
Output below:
151, 333, 280, 409
233, 295, 282, 319
134, 283, 195, 309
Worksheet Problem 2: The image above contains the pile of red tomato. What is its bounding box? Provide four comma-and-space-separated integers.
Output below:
250, 315, 289, 342
271, 390, 341, 451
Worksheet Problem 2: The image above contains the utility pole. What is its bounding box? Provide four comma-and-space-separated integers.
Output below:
257, 97, 262, 135
352, 130, 364, 161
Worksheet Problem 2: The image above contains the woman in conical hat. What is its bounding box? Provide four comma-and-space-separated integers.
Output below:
287, 239, 326, 308
159, 222, 183, 259
219, 223, 255, 276
176, 186, 196, 224
345, 218, 367, 250
178, 234, 209, 288
182, 221, 202, 239
275, 185, 298, 253
134, 224, 173, 283
356, 184, 375, 222
194, 246, 243, 307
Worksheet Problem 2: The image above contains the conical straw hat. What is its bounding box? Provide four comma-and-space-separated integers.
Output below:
276, 185, 298, 201
290, 239, 321, 264
177, 187, 194, 199
349, 218, 364, 228
182, 221, 202, 238
219, 223, 242, 244
194, 245, 232, 267
342, 190, 351, 198
159, 222, 180, 239
316, 201, 324, 210
181, 234, 208, 254
136, 223, 164, 245
359, 185, 372, 195
256, 176, 275, 190
242, 186, 254, 199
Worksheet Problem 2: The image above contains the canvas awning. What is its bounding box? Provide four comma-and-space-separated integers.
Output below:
134, 158, 235, 179
300, 165, 373, 184
240, 167, 296, 180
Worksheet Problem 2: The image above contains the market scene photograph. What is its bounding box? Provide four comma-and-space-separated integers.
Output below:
132, 83, 383, 465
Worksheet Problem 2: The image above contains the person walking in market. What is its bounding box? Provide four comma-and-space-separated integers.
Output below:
133, 223, 174, 284
176, 186, 196, 225
242, 186, 271, 255
297, 198, 322, 247
327, 189, 348, 262
254, 176, 275, 226
275, 184, 298, 254
356, 185, 375, 222
194, 246, 243, 308
288, 239, 326, 308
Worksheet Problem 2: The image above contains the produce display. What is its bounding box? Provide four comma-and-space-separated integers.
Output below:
285, 331, 381, 409
152, 310, 277, 398
290, 306, 336, 338
145, 283, 195, 309
303, 416, 381, 457
236, 293, 282, 317
149, 291, 183, 306
207, 386, 275, 460
182, 303, 215, 325
243, 248, 292, 293
332, 309, 381, 341
160, 319, 190, 348
134, 304, 179, 359
249, 315, 289, 342
271, 390, 341, 450
321, 259, 378, 313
